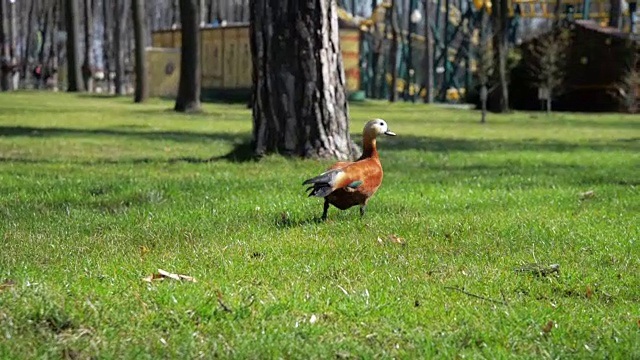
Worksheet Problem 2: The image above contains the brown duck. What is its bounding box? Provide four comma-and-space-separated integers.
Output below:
303, 119, 396, 220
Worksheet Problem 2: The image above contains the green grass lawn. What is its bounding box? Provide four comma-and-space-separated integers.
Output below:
0, 92, 639, 359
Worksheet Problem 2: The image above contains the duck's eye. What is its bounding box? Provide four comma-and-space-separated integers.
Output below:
379, 122, 384, 126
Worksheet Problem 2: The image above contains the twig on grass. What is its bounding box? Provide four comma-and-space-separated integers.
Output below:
444, 286, 508, 306
218, 298, 233, 313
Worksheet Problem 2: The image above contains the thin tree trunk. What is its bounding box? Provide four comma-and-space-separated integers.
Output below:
207, 0, 214, 23
38, 1, 51, 65
0, 0, 10, 91
22, 0, 38, 85
47, 0, 59, 91
174, 0, 201, 112
114, 0, 125, 95
82, 0, 93, 91
102, 0, 112, 93
422, 0, 433, 103
65, 0, 83, 91
479, 7, 490, 123
389, 0, 399, 102
250, 0, 359, 160
492, 0, 509, 112
35, 1, 51, 89
6, 0, 18, 89
132, 0, 148, 102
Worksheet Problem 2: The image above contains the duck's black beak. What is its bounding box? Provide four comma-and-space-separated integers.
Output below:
384, 130, 396, 136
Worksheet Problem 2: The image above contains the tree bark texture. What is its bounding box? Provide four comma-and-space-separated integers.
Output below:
250, 0, 359, 160
491, 0, 509, 112
65, 0, 84, 91
132, 0, 148, 102
82, 0, 93, 91
174, 0, 201, 112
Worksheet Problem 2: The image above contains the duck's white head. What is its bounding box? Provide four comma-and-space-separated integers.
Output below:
364, 118, 396, 137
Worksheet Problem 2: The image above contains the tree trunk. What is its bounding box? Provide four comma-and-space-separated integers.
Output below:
207, 0, 214, 23
422, 0, 433, 103
389, 0, 399, 102
102, 0, 112, 93
8, 0, 17, 89
82, 0, 93, 92
250, 0, 359, 160
22, 0, 38, 85
47, 0, 60, 91
65, 0, 83, 91
132, 0, 148, 102
491, 0, 509, 112
174, 0, 201, 112
38, 1, 50, 65
0, 0, 10, 91
35, 1, 51, 89
478, 7, 490, 123
114, 0, 125, 95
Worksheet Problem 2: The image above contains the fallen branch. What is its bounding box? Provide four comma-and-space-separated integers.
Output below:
217, 298, 233, 313
444, 286, 508, 306
514, 263, 560, 277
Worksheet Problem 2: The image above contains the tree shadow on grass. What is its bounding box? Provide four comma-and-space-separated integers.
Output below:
76, 94, 120, 100
0, 125, 243, 144
1, 125, 637, 159
361, 134, 640, 153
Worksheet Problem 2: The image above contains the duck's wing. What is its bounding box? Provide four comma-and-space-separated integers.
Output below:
303, 160, 378, 198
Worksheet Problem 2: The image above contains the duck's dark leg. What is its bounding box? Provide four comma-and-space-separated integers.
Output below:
321, 199, 330, 221
360, 204, 367, 218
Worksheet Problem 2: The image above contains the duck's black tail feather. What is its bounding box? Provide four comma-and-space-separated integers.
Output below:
303, 169, 342, 198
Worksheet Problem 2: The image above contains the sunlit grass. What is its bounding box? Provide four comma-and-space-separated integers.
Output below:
0, 92, 638, 358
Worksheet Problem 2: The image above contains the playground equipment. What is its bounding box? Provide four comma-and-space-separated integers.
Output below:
342, 0, 639, 102
148, 0, 638, 103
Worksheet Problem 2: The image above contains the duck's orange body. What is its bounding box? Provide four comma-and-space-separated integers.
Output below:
303, 119, 395, 220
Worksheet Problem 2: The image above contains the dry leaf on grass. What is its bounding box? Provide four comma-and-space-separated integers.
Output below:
388, 234, 406, 245
542, 320, 554, 334
376, 235, 406, 245
142, 269, 196, 283
586, 286, 593, 299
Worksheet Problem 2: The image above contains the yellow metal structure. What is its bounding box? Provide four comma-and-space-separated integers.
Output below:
146, 48, 181, 98
150, 26, 362, 98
